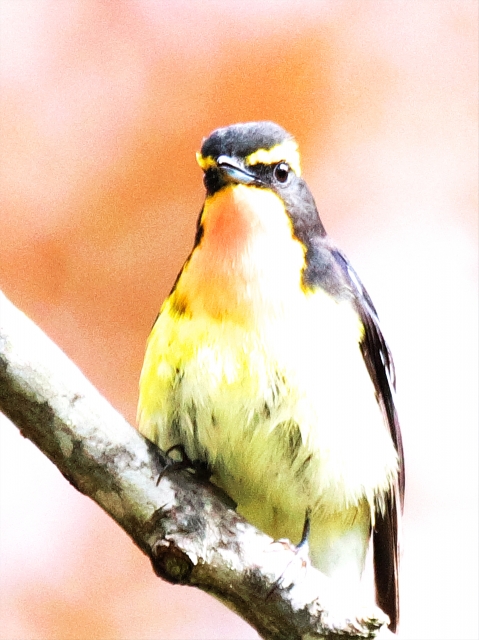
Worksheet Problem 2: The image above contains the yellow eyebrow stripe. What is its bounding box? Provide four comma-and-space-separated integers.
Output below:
196, 139, 302, 176
246, 140, 301, 176
196, 152, 216, 171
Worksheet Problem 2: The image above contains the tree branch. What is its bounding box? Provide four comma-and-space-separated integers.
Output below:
0, 290, 394, 639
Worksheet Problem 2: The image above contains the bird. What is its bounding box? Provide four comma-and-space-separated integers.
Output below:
137, 121, 404, 631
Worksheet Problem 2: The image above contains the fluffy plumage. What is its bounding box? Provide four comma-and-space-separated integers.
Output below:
138, 122, 404, 631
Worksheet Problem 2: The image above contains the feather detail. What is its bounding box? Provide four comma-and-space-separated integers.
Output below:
331, 248, 404, 631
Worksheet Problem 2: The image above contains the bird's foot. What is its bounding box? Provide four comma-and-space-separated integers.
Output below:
266, 513, 312, 596
156, 444, 211, 485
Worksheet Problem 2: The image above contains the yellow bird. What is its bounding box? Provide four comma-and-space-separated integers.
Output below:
138, 122, 404, 631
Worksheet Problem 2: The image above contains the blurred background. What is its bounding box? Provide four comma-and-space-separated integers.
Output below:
0, 1, 477, 638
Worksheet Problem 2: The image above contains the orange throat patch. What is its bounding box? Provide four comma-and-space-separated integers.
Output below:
171, 184, 307, 323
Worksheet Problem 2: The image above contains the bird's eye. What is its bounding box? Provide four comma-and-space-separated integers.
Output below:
273, 162, 291, 184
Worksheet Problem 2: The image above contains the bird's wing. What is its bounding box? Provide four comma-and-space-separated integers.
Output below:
331, 249, 404, 633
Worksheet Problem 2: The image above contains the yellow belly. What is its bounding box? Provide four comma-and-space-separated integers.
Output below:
138, 291, 398, 579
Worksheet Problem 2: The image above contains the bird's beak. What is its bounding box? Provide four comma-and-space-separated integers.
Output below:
216, 155, 257, 185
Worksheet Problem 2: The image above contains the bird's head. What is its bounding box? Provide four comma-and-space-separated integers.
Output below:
195, 122, 325, 252
196, 121, 302, 195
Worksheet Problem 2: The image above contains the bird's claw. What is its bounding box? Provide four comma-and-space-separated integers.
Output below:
156, 444, 210, 485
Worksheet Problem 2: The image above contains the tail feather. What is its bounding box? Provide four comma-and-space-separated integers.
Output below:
373, 490, 400, 632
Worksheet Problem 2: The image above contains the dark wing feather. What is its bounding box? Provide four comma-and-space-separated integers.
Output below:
331, 249, 404, 632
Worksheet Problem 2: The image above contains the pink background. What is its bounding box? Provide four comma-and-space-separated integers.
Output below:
1, 1, 477, 638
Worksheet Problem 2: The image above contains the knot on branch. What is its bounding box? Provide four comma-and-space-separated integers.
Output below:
152, 539, 194, 584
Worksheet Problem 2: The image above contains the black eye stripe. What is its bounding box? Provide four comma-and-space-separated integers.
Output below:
245, 161, 292, 184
